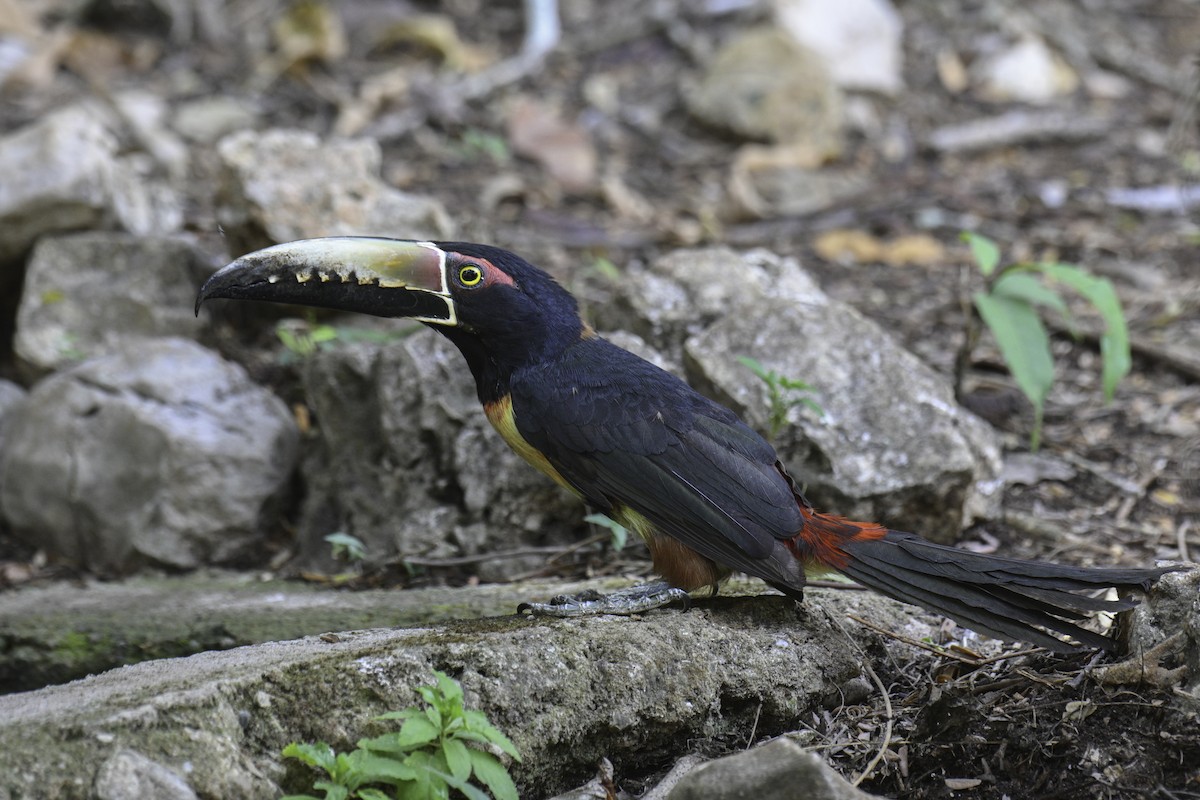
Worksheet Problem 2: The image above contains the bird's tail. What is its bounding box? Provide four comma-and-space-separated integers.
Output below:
799, 512, 1175, 652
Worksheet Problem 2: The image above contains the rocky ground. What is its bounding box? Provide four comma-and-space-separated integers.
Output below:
0, 0, 1198, 798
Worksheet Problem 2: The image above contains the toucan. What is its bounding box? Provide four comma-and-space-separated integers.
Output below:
196, 237, 1178, 652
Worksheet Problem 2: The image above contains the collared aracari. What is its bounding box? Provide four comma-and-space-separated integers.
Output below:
196, 237, 1177, 652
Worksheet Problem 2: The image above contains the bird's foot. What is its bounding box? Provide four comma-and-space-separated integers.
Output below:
517, 581, 691, 618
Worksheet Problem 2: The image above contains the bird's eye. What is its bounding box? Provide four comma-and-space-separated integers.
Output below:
457, 264, 484, 287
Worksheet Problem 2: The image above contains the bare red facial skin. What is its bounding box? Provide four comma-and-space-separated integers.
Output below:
447, 253, 516, 288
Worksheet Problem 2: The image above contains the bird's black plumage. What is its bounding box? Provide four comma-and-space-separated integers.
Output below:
509, 337, 810, 592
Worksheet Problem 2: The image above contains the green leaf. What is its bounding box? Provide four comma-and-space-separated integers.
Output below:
397, 752, 450, 800
468, 750, 519, 800
324, 531, 367, 562
310, 324, 340, 344
403, 714, 441, 744
974, 291, 1054, 449
583, 513, 628, 551
358, 717, 439, 754
993, 272, 1070, 317
348, 751, 419, 784
280, 795, 324, 800
433, 671, 464, 708
590, 256, 621, 283
736, 355, 770, 380
1039, 263, 1131, 401
463, 712, 521, 761
283, 742, 338, 774
441, 737, 472, 782
777, 376, 815, 391
961, 232, 1001, 276
797, 397, 825, 417
355, 790, 392, 800
423, 766, 488, 800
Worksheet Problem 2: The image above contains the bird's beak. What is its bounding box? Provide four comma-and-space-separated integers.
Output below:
195, 237, 457, 325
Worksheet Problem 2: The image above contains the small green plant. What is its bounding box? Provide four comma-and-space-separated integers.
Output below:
325, 532, 367, 564
584, 512, 628, 551
958, 232, 1131, 450
277, 319, 341, 359
276, 317, 419, 363
738, 356, 824, 439
586, 256, 621, 283
282, 671, 521, 800
456, 129, 510, 166
56, 332, 87, 362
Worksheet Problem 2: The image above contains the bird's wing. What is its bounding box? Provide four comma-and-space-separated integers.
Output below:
510, 340, 805, 579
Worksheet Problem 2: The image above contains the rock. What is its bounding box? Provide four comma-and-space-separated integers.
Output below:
0, 338, 298, 573
596, 248, 1001, 542
13, 232, 209, 375
1122, 567, 1199, 683
171, 96, 258, 144
727, 145, 868, 219
216, 129, 454, 254
0, 570, 654, 693
0, 379, 25, 425
0, 378, 27, 528
105, 90, 190, 180
975, 36, 1079, 105
0, 103, 183, 265
95, 749, 198, 800
295, 330, 585, 575
1085, 567, 1198, 694
772, 0, 904, 96
507, 96, 597, 193
668, 736, 876, 800
686, 27, 842, 155
0, 586, 916, 800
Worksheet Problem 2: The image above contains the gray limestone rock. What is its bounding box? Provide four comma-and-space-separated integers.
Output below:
14, 232, 209, 375
667, 736, 877, 800
95, 749, 198, 800
596, 247, 1001, 542
0, 379, 25, 428
216, 129, 453, 254
296, 329, 586, 576
0, 103, 182, 265
0, 338, 298, 573
0, 571, 641, 692
686, 27, 842, 152
0, 585, 910, 800
1120, 567, 1199, 694
0, 378, 27, 530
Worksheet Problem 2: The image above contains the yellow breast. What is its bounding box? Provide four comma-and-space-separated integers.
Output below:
483, 396, 578, 494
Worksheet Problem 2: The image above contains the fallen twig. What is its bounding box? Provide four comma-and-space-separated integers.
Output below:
853, 662, 894, 788
849, 613, 1042, 668
847, 614, 980, 665
396, 544, 598, 568
927, 110, 1111, 154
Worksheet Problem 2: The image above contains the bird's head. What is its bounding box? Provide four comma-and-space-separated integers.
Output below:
196, 237, 585, 394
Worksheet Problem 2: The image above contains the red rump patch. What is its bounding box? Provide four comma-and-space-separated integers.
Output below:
787, 508, 887, 570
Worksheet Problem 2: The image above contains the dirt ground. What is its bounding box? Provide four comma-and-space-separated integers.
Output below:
1, 0, 1198, 797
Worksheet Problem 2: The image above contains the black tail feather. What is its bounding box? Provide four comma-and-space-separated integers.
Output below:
840, 530, 1178, 652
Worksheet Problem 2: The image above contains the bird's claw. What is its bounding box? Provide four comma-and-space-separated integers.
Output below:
518, 582, 691, 618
